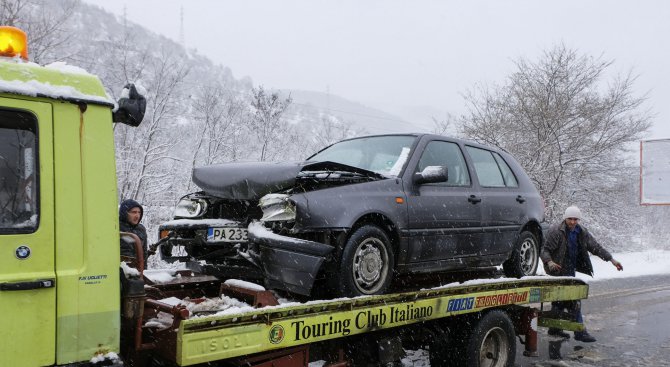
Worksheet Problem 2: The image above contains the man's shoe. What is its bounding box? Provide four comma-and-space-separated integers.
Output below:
574, 332, 597, 343
548, 328, 570, 339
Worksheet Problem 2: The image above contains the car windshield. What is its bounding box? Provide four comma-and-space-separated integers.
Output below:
309, 135, 417, 177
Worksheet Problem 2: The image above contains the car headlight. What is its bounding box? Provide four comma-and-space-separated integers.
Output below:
259, 194, 296, 222
173, 197, 208, 218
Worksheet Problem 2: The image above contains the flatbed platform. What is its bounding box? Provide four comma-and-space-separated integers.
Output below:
138, 276, 588, 366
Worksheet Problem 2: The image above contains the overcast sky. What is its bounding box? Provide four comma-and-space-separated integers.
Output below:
85, 0, 670, 139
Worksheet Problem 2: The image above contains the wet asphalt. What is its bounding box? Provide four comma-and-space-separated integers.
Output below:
515, 274, 670, 367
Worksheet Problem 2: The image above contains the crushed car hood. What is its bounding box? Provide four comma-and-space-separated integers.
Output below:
192, 161, 385, 200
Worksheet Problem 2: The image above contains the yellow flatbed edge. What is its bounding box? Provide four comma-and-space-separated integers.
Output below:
175, 277, 588, 365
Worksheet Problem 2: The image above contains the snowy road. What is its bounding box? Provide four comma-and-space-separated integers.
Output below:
514, 274, 670, 367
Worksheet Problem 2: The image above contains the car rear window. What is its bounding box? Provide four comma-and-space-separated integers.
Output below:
492, 152, 519, 188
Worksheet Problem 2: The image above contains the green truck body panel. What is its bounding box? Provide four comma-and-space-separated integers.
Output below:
52, 101, 120, 363
0, 62, 120, 366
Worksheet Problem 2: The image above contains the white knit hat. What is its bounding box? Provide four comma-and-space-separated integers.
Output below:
563, 206, 582, 220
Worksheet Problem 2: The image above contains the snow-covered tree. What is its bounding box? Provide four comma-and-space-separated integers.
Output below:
186, 81, 248, 190
459, 44, 652, 248
248, 86, 293, 161
0, 0, 78, 64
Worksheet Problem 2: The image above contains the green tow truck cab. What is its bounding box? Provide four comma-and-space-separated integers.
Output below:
0, 26, 144, 367
0, 26, 592, 367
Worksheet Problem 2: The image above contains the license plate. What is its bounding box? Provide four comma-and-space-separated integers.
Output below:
207, 227, 248, 242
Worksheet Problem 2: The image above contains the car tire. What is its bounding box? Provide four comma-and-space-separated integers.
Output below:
465, 310, 516, 367
503, 230, 539, 278
338, 225, 394, 297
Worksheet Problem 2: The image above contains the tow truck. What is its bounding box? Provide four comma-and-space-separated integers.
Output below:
0, 26, 589, 367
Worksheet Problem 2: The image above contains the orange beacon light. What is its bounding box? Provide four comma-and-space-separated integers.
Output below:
0, 26, 28, 60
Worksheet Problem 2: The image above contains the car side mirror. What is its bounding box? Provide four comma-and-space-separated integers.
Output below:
413, 165, 448, 185
113, 83, 146, 127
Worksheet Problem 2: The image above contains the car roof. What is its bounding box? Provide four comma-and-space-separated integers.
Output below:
341, 133, 507, 154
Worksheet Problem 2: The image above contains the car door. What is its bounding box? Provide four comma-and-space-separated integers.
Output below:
0, 100, 56, 367
405, 140, 483, 267
465, 146, 523, 257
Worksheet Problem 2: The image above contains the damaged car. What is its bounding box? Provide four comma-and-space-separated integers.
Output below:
158, 134, 547, 297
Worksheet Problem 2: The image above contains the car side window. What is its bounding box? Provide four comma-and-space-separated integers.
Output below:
466, 146, 506, 187
416, 141, 470, 186
492, 152, 518, 188
0, 109, 38, 233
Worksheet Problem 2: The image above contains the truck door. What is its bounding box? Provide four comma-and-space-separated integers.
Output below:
0, 100, 55, 367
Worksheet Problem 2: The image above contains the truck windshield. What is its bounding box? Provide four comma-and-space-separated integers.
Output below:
309, 135, 417, 177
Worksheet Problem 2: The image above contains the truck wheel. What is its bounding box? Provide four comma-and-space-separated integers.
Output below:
339, 225, 394, 296
503, 231, 539, 278
465, 310, 516, 367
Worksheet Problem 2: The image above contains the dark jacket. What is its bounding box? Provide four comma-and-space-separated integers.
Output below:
119, 199, 148, 263
540, 221, 612, 276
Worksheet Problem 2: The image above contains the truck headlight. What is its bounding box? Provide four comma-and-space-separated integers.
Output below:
259, 194, 296, 222
173, 197, 208, 218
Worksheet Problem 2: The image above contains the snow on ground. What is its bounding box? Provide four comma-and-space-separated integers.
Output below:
401, 349, 430, 367
534, 249, 670, 281
578, 249, 670, 280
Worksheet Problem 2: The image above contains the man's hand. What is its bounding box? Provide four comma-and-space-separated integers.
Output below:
547, 261, 562, 272
611, 259, 623, 271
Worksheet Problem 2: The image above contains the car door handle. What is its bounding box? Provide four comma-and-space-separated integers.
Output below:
468, 195, 482, 204
0, 279, 55, 291
516, 195, 526, 203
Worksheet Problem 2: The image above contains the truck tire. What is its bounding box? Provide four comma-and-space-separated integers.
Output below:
503, 231, 539, 278
465, 310, 516, 367
338, 225, 394, 296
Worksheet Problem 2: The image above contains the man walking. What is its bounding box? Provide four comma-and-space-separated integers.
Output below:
540, 205, 623, 342
119, 199, 148, 267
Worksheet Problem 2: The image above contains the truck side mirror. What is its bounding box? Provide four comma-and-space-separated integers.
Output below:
413, 165, 448, 185
113, 83, 146, 127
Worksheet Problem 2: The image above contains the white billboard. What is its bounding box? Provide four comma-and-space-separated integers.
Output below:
640, 139, 670, 205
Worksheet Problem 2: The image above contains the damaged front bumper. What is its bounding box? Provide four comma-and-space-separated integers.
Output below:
247, 222, 334, 296
158, 219, 264, 280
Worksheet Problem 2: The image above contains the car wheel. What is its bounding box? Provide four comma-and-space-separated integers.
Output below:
338, 225, 394, 296
503, 231, 539, 278
465, 310, 516, 367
